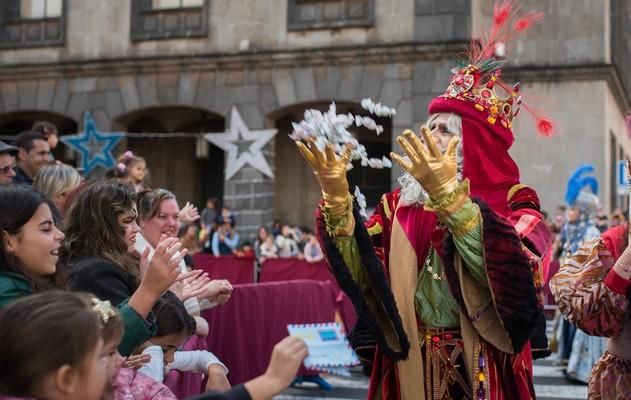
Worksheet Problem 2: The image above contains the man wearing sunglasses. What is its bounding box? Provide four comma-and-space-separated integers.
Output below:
0, 141, 18, 184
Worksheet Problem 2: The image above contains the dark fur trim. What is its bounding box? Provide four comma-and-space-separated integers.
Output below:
316, 204, 410, 361
441, 198, 539, 354
530, 311, 552, 360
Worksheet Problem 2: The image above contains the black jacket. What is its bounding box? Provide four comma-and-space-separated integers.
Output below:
65, 257, 156, 356
66, 257, 139, 306
12, 167, 33, 185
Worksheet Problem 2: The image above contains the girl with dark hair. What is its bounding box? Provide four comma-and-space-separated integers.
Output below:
0, 185, 65, 308
62, 181, 186, 356
0, 291, 106, 400
138, 291, 231, 393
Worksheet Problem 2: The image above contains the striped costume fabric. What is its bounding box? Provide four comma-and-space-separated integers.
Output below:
550, 237, 631, 399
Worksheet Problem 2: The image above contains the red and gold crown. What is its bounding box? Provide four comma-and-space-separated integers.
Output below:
443, 64, 520, 130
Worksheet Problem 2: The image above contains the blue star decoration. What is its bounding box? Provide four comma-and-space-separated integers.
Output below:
61, 111, 124, 175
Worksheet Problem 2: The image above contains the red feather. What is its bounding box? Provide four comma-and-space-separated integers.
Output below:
514, 12, 544, 32
493, 0, 512, 29
536, 118, 555, 137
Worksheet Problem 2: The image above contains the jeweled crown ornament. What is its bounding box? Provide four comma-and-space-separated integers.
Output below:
444, 65, 521, 130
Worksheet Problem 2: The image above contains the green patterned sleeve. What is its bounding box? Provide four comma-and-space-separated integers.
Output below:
332, 235, 371, 290
322, 202, 371, 291
441, 199, 488, 289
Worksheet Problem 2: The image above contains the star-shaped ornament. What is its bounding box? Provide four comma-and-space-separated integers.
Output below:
205, 107, 277, 180
61, 111, 124, 175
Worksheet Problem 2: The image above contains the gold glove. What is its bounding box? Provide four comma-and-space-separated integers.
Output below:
390, 127, 460, 201
295, 138, 352, 217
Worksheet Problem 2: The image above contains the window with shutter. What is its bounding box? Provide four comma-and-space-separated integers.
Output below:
130, 0, 209, 41
0, 0, 65, 48
287, 0, 374, 31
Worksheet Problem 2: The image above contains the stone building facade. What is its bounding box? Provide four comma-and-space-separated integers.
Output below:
0, 0, 629, 238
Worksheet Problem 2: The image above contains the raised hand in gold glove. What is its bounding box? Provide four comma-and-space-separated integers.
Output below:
390, 126, 460, 200
295, 138, 352, 214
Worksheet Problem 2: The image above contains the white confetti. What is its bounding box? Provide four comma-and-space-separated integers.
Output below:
354, 186, 368, 220
289, 101, 392, 170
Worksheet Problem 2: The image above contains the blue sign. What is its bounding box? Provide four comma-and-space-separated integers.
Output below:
617, 160, 630, 196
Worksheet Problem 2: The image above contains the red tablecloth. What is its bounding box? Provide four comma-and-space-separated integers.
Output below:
259, 258, 357, 330
192, 254, 255, 285
201, 280, 341, 385
259, 258, 333, 282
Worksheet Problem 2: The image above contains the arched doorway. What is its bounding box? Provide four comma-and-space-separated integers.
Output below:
114, 106, 225, 206
0, 111, 78, 163
271, 102, 392, 228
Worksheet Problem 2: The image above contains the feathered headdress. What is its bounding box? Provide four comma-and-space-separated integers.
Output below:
440, 0, 553, 136
428, 0, 553, 216
565, 164, 599, 213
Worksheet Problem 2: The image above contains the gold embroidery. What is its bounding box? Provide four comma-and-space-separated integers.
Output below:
449, 210, 481, 237
321, 194, 355, 238
367, 222, 383, 237
382, 195, 392, 220
424, 180, 470, 215
420, 328, 470, 399
507, 183, 528, 200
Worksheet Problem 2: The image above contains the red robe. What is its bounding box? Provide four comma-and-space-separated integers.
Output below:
316, 186, 551, 399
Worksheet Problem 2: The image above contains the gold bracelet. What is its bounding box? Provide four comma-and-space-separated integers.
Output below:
424, 180, 470, 215
321, 194, 355, 237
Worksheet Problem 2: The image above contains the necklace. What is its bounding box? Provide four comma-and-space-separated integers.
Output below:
424, 250, 446, 281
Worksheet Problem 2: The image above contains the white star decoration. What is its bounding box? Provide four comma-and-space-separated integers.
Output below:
205, 107, 277, 180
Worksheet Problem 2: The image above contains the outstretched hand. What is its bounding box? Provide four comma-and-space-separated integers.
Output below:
296, 139, 352, 205
295, 138, 352, 202
390, 127, 460, 200
179, 201, 200, 224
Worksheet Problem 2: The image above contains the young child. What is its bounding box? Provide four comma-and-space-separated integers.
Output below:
97, 294, 178, 400
302, 232, 324, 263
138, 292, 231, 392
0, 291, 107, 400
258, 235, 278, 261
137, 293, 311, 400
108, 150, 147, 193
234, 242, 254, 258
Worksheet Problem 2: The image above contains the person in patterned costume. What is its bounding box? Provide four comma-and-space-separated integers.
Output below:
550, 191, 631, 399
294, 2, 553, 398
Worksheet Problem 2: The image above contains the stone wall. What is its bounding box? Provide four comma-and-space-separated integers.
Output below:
0, 0, 416, 65
472, 0, 610, 67
415, 0, 470, 42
